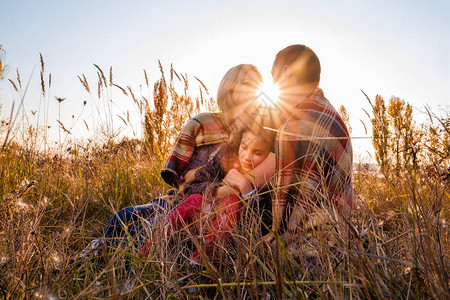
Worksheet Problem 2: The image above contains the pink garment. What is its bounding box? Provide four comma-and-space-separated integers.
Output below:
148, 193, 242, 262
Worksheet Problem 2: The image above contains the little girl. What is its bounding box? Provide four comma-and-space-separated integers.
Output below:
149, 120, 275, 264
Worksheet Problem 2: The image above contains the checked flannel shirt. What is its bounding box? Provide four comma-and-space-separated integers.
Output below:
274, 88, 353, 235
161, 112, 230, 188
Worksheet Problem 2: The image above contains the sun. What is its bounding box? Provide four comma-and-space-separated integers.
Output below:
257, 80, 280, 107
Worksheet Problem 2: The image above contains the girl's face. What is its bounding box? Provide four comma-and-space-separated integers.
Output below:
238, 131, 271, 172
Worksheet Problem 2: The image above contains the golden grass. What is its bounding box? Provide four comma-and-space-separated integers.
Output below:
0, 58, 448, 299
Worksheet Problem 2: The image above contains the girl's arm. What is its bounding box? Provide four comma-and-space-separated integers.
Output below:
215, 185, 240, 199
223, 153, 278, 244
223, 169, 254, 195
223, 152, 276, 192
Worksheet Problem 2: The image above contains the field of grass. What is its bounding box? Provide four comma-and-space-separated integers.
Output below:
0, 60, 448, 299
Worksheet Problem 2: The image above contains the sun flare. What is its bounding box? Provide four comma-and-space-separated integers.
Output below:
257, 80, 280, 106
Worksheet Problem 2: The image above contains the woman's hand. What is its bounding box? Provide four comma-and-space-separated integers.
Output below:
223, 169, 253, 195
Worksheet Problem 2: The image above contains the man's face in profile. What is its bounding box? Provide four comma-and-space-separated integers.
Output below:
271, 61, 295, 92
271, 62, 283, 85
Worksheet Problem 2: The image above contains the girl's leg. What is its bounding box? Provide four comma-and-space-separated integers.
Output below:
206, 195, 242, 242
142, 194, 204, 256
190, 195, 242, 263
104, 198, 168, 247
167, 194, 204, 232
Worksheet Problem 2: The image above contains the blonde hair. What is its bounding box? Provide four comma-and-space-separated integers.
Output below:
217, 64, 262, 126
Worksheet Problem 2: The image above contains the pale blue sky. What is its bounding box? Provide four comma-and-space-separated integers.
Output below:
1, 0, 449, 158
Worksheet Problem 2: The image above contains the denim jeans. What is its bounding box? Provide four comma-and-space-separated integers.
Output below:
103, 198, 168, 247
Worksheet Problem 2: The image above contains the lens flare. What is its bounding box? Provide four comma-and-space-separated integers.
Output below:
257, 81, 280, 106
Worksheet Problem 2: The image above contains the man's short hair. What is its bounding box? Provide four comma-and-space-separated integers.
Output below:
272, 44, 321, 85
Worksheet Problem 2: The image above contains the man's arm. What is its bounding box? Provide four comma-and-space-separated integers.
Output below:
245, 152, 276, 189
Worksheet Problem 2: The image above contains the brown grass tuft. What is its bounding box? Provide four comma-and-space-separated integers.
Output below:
40, 71, 45, 97
1, 62, 447, 299
8, 79, 18, 92
78, 74, 90, 93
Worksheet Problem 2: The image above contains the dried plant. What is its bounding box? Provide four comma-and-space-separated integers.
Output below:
0, 59, 447, 299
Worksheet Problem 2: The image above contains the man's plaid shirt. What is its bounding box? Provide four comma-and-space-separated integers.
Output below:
274, 88, 353, 233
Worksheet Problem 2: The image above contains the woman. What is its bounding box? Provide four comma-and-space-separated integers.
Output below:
143, 117, 276, 264
103, 64, 264, 248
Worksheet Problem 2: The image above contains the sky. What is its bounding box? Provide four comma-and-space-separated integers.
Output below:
1, 0, 449, 160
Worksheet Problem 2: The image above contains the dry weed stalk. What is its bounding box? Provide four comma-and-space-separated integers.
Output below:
0, 61, 447, 299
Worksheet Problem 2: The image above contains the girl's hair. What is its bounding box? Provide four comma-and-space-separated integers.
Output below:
227, 114, 276, 153
217, 64, 263, 126
220, 115, 276, 171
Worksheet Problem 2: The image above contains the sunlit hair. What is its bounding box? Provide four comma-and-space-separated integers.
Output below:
217, 64, 263, 126
272, 44, 321, 85
227, 113, 276, 154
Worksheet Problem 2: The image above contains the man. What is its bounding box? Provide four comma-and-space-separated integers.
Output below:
224, 44, 352, 245
271, 44, 353, 243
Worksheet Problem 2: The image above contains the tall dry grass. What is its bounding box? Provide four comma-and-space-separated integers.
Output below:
0, 56, 448, 299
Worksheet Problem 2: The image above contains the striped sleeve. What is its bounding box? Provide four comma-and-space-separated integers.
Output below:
161, 112, 229, 187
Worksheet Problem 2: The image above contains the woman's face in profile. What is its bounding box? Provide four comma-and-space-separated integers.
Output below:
229, 70, 262, 131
